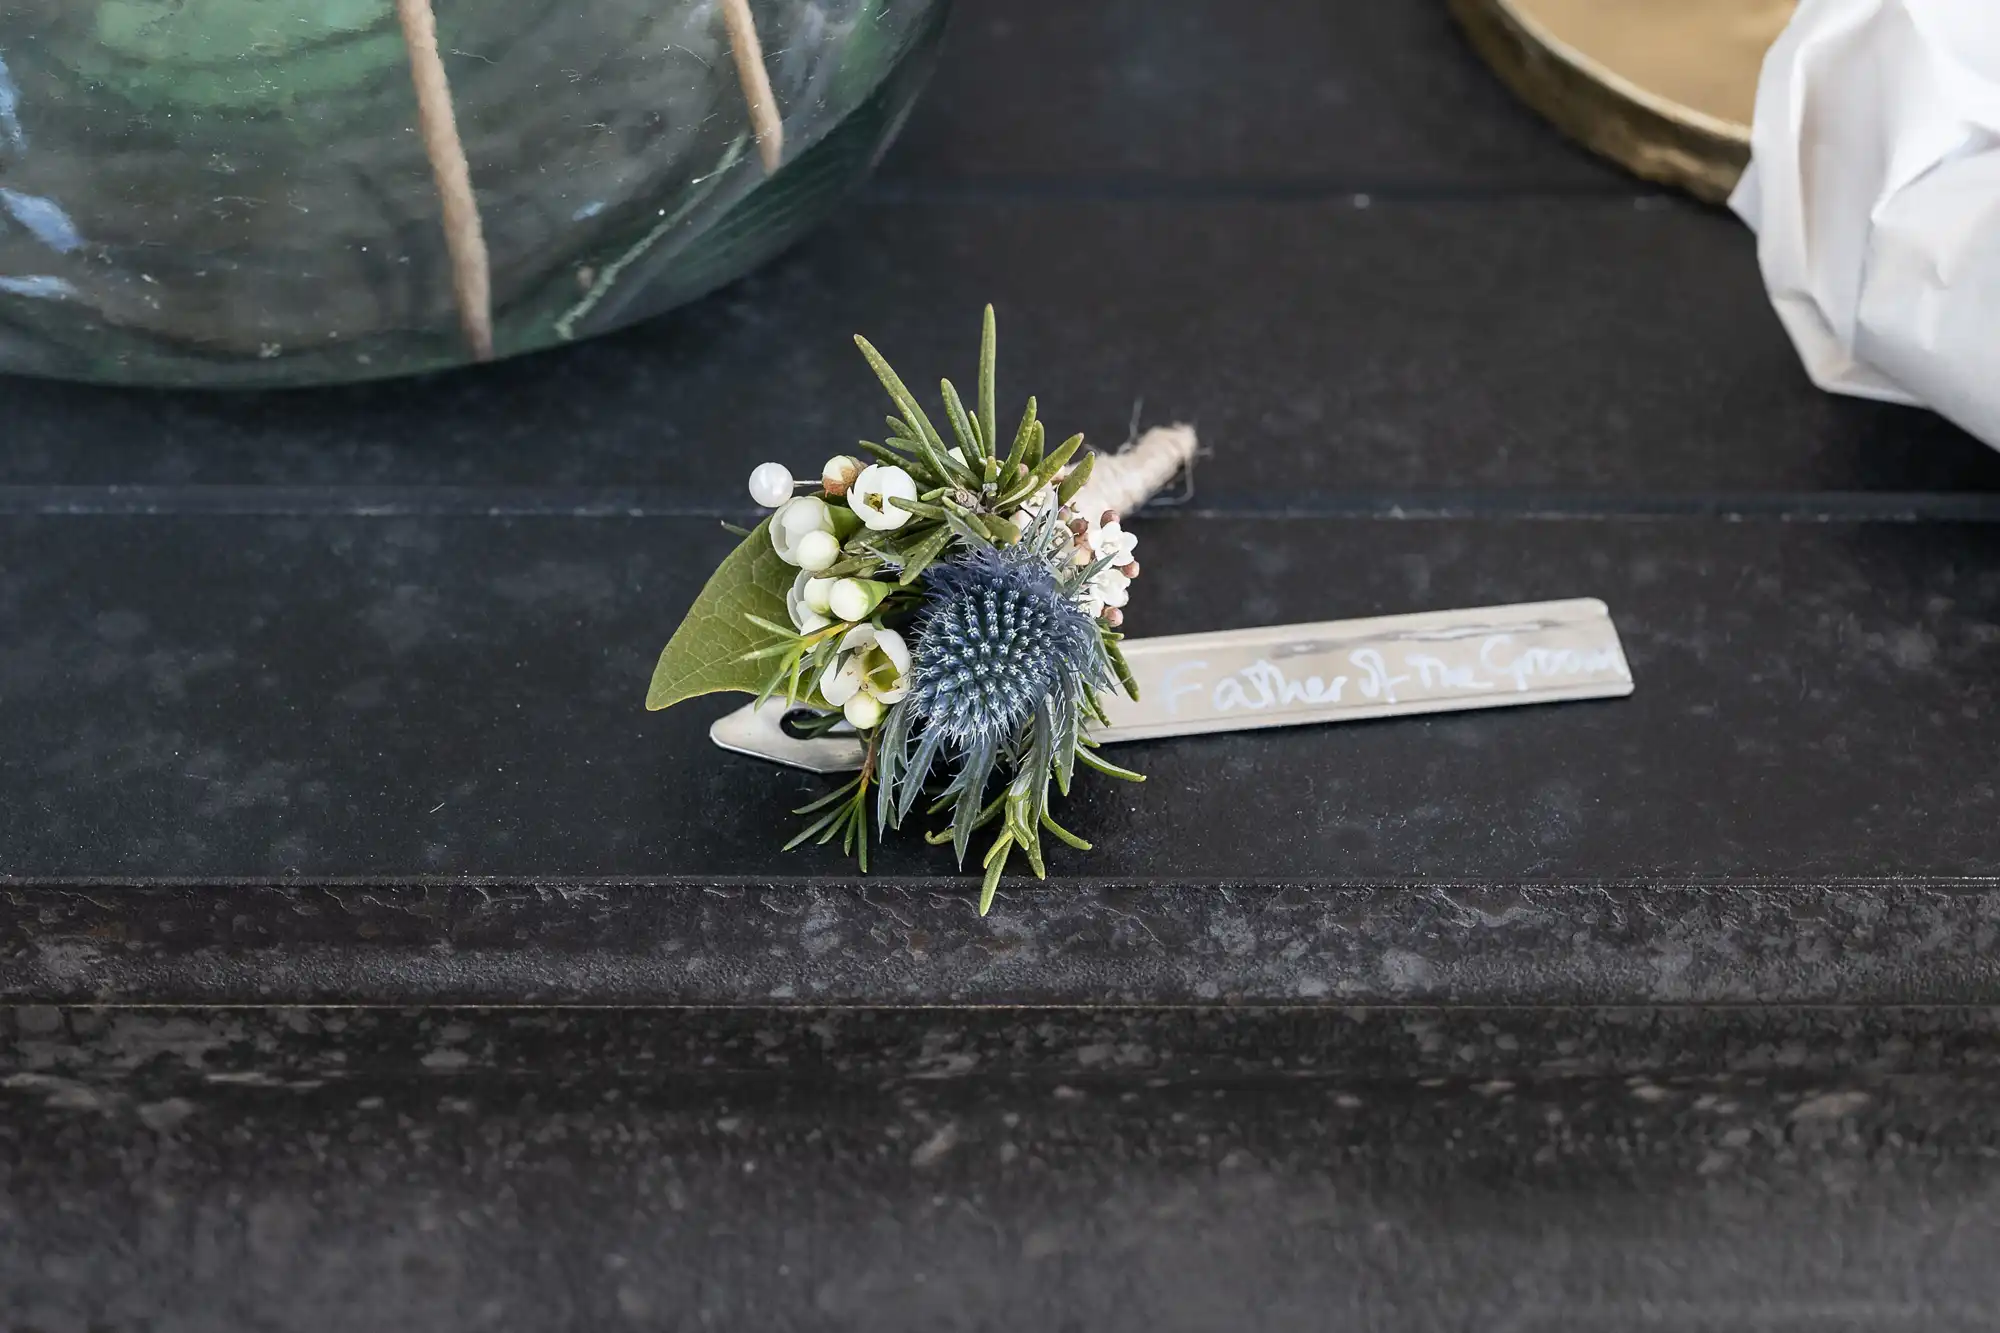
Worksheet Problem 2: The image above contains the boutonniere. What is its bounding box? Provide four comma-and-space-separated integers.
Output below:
647, 307, 1191, 912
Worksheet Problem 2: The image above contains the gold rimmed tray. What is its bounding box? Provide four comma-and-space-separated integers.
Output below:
1450, 0, 1795, 202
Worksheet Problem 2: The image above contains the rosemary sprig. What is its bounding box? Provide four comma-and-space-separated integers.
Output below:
977, 304, 1000, 467
784, 729, 878, 871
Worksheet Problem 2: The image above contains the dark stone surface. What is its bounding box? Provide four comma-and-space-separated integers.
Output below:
6, 0, 2000, 1324
5, 510, 2000, 1002
878, 0, 1622, 189
3, 515, 1997, 883
12, 879, 2000, 1006
6, 198, 1997, 497
9, 1006, 2000, 1332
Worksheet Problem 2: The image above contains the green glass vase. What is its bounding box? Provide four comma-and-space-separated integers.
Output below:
0, 0, 948, 385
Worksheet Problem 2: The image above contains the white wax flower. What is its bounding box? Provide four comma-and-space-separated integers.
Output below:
1091, 515, 1138, 568
848, 463, 918, 530
1734, 0, 2000, 448
770, 496, 839, 567
817, 623, 910, 729
1072, 511, 1136, 576
787, 572, 834, 634
1078, 567, 1131, 619
1073, 512, 1137, 618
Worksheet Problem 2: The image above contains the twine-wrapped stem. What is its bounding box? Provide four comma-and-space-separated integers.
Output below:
1071, 423, 1199, 519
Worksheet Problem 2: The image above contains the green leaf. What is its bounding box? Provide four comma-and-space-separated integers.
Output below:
795, 773, 865, 816
1057, 450, 1095, 505
1003, 397, 1039, 474
1077, 746, 1146, 783
1103, 634, 1140, 702
853, 335, 969, 486
896, 525, 956, 586
888, 495, 948, 521
979, 832, 1014, 915
785, 806, 847, 850
978, 305, 1000, 467
1040, 809, 1092, 851
940, 378, 982, 464
1002, 432, 1083, 507
860, 439, 925, 474
646, 520, 797, 711
742, 612, 799, 639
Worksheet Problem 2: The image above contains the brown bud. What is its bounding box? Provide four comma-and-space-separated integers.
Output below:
820, 455, 863, 496
1120, 561, 1139, 579
1102, 607, 1124, 628
1100, 509, 1119, 527
1069, 517, 1091, 538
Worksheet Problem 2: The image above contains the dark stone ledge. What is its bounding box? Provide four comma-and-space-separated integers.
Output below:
9, 879, 2000, 1006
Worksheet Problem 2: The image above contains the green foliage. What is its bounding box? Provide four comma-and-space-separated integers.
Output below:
648, 305, 1149, 916
977, 305, 1000, 466
1057, 451, 1095, 505
645, 521, 796, 711
785, 764, 875, 872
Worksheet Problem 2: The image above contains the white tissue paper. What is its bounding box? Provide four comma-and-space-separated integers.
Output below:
1732, 0, 2000, 447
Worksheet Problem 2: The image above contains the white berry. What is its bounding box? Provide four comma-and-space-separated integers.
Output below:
828, 578, 886, 623
747, 461, 794, 509
769, 496, 835, 566
842, 693, 884, 730
793, 529, 840, 572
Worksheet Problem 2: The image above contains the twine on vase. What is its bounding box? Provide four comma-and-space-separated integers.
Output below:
394, 0, 784, 360
719, 0, 785, 173
395, 0, 493, 361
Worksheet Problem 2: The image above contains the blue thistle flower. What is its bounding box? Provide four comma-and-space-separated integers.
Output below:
907, 546, 1099, 747
877, 539, 1113, 858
